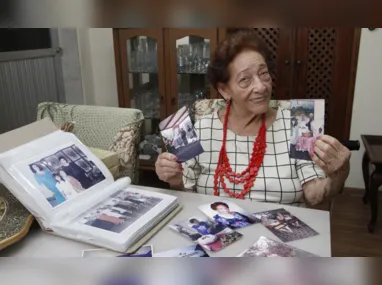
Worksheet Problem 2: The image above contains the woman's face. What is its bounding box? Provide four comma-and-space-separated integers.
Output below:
219, 50, 272, 116
216, 205, 229, 214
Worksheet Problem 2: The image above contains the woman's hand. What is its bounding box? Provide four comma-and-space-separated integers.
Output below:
311, 135, 351, 180
155, 152, 183, 186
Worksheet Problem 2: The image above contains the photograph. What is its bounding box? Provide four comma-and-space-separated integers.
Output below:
169, 216, 243, 252
78, 190, 163, 233
28, 144, 106, 208
252, 208, 319, 242
289, 99, 325, 160
153, 244, 209, 257
237, 236, 318, 257
198, 200, 259, 229
159, 106, 204, 162
82, 245, 153, 258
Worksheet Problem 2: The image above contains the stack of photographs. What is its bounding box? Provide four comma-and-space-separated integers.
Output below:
252, 208, 318, 242
159, 106, 204, 162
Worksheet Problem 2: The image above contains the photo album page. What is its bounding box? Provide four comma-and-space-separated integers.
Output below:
0, 123, 179, 252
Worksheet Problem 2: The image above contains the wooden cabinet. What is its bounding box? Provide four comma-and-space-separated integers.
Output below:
221, 28, 361, 141
113, 28, 360, 174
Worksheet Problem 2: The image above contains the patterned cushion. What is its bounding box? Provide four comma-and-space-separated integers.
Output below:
190, 99, 281, 122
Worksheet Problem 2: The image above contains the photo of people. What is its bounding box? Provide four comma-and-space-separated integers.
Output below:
252, 208, 319, 242
237, 236, 317, 257
198, 200, 258, 229
78, 190, 163, 233
153, 244, 209, 257
28, 144, 106, 208
169, 216, 243, 252
289, 99, 325, 160
159, 106, 204, 162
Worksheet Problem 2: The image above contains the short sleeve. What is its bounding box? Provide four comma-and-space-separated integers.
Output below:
182, 157, 201, 192
295, 159, 327, 185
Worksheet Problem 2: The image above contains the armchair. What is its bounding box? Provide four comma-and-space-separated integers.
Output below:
37, 102, 144, 183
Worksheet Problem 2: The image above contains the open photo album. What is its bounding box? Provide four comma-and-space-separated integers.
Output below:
0, 119, 180, 253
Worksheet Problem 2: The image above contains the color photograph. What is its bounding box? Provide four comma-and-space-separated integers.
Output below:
289, 99, 325, 160
252, 208, 319, 242
237, 236, 318, 257
28, 144, 106, 208
169, 216, 243, 252
198, 200, 258, 229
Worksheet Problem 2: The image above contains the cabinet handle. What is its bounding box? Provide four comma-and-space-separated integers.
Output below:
160, 96, 164, 104
284, 60, 290, 66
296, 60, 302, 65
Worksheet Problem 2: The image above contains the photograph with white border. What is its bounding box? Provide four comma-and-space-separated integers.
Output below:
159, 106, 204, 162
290, 99, 325, 160
198, 200, 259, 229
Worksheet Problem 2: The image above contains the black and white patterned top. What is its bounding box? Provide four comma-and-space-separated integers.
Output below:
182, 107, 326, 207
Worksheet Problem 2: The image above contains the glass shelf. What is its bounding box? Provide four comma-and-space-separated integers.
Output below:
176, 36, 211, 110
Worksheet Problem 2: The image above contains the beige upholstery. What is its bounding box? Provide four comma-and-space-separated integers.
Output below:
37, 102, 144, 183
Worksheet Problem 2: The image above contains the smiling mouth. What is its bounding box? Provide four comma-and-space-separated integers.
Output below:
249, 97, 266, 103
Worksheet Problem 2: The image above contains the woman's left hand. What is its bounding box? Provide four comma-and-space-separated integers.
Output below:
311, 135, 351, 179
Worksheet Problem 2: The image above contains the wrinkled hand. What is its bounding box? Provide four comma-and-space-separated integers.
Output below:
311, 135, 351, 179
155, 152, 183, 183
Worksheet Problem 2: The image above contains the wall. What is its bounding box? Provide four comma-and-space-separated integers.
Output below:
346, 28, 382, 188
77, 28, 119, 107
57, 28, 84, 104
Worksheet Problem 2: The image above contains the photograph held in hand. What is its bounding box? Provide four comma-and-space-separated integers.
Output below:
289, 99, 325, 161
159, 106, 204, 163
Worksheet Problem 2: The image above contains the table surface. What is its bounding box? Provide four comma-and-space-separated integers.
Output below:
0, 185, 331, 257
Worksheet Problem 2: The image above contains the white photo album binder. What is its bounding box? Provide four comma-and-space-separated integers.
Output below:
0, 120, 179, 252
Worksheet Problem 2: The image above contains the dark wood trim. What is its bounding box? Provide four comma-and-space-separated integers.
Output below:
113, 29, 124, 107
218, 28, 227, 42
344, 28, 361, 141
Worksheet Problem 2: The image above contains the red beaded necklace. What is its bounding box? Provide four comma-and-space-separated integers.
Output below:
213, 100, 267, 199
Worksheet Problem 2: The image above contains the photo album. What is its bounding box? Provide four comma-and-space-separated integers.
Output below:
158, 106, 204, 162
289, 99, 325, 161
0, 119, 180, 253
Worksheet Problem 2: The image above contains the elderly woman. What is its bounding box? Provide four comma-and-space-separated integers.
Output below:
155, 29, 350, 207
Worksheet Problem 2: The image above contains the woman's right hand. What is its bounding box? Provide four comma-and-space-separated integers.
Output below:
155, 152, 183, 185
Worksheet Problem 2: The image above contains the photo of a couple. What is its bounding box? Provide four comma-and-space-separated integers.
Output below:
289, 99, 325, 160
28, 144, 106, 207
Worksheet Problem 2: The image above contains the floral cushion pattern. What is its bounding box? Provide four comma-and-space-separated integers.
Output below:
109, 123, 141, 183
190, 99, 281, 122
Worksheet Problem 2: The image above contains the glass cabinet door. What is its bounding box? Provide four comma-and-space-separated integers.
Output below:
167, 29, 218, 114
118, 29, 166, 168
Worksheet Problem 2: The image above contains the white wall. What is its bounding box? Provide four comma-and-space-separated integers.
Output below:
346, 28, 382, 188
77, 28, 119, 107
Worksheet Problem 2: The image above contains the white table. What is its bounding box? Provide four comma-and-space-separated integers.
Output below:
0, 185, 331, 257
